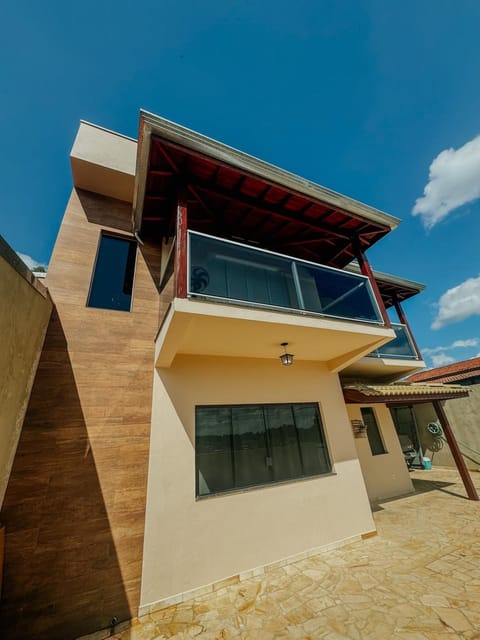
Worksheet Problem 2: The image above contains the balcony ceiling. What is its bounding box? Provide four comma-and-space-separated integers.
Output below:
156, 298, 395, 370
139, 133, 395, 269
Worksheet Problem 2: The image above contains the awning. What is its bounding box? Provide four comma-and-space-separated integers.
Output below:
343, 382, 469, 404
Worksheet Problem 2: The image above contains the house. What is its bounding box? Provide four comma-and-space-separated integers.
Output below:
0, 112, 475, 640
406, 358, 480, 471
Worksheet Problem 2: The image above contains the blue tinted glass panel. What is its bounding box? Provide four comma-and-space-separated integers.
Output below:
188, 232, 382, 323
88, 235, 136, 311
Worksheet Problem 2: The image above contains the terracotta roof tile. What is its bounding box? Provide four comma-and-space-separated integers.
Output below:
343, 382, 468, 403
407, 356, 480, 384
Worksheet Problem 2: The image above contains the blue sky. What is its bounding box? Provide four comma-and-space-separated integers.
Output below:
1, 1, 480, 367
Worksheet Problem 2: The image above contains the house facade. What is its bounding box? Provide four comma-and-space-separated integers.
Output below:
1, 112, 472, 640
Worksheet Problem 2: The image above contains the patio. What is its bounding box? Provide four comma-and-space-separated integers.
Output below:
101, 468, 480, 640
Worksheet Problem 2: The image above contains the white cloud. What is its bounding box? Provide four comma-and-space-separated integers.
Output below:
422, 338, 478, 355
451, 339, 479, 348
412, 135, 480, 228
432, 275, 480, 329
431, 353, 455, 367
16, 252, 46, 270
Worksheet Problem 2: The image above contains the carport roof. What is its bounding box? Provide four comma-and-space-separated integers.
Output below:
343, 382, 469, 404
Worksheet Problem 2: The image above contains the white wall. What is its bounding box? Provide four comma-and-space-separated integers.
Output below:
347, 404, 413, 501
140, 355, 375, 609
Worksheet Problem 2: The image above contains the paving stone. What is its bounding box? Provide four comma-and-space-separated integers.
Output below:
105, 468, 480, 640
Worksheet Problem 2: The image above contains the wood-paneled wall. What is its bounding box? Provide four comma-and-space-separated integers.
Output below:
0, 189, 165, 640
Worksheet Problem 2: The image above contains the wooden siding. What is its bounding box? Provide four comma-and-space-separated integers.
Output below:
0, 189, 165, 640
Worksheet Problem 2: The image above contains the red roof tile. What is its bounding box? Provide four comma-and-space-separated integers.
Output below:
407, 356, 480, 384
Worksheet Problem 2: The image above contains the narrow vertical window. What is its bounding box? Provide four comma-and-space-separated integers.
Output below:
87, 235, 137, 311
361, 407, 386, 456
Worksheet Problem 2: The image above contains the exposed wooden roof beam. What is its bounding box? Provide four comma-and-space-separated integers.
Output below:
155, 142, 218, 224
187, 176, 354, 241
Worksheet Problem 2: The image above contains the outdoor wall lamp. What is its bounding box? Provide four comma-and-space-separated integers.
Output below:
279, 342, 294, 366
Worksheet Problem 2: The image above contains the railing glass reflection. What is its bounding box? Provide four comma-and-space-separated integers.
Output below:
369, 323, 418, 359
188, 231, 383, 324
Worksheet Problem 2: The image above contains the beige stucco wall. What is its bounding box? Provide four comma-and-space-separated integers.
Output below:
0, 244, 52, 507
141, 354, 375, 609
347, 404, 413, 501
414, 392, 480, 470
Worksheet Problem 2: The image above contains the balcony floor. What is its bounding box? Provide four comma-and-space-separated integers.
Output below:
101, 467, 480, 640
156, 297, 395, 371
342, 355, 427, 383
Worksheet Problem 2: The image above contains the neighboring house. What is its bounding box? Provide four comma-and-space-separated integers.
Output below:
0, 112, 475, 640
407, 358, 480, 471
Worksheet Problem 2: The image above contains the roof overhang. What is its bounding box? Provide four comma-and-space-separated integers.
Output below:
343, 382, 469, 404
133, 111, 401, 268
70, 121, 137, 202
345, 262, 426, 307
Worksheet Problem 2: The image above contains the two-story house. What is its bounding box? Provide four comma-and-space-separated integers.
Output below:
0, 111, 474, 640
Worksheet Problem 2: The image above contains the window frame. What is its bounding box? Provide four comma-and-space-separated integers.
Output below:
86, 231, 138, 312
360, 406, 387, 456
195, 401, 333, 499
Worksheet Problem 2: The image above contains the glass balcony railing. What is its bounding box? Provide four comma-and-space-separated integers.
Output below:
369, 323, 418, 359
188, 231, 384, 324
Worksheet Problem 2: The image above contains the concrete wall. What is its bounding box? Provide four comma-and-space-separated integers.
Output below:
141, 355, 375, 610
347, 404, 413, 501
414, 390, 480, 470
0, 190, 163, 640
0, 236, 52, 507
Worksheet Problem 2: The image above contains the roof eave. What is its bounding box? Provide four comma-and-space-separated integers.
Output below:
345, 262, 426, 292
133, 110, 401, 234
343, 382, 469, 404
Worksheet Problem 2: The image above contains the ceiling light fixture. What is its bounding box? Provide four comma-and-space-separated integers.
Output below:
279, 342, 294, 366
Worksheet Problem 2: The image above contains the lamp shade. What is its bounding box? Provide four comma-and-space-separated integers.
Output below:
279, 343, 294, 366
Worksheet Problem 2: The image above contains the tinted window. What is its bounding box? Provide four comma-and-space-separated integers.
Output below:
361, 407, 386, 456
87, 235, 137, 311
196, 403, 331, 497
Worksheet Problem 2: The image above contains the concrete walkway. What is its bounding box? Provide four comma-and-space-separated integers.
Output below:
107, 468, 480, 639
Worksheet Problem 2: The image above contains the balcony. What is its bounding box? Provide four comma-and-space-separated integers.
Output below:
156, 232, 395, 369
369, 323, 417, 359
342, 323, 426, 382
188, 231, 383, 324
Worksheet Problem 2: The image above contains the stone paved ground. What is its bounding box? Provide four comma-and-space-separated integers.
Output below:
109, 468, 480, 640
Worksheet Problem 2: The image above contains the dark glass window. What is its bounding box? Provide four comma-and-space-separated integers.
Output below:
196, 403, 331, 497
87, 235, 137, 311
361, 407, 386, 456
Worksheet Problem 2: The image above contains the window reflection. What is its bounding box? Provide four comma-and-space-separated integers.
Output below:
196, 403, 331, 497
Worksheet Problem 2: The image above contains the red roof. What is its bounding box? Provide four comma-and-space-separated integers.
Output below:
407, 356, 480, 384
141, 135, 393, 269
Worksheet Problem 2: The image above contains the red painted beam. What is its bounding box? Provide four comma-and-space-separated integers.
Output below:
432, 400, 479, 501
353, 242, 391, 327
174, 189, 188, 298
393, 295, 423, 360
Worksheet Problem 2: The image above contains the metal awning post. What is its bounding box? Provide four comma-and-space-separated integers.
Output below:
432, 400, 479, 501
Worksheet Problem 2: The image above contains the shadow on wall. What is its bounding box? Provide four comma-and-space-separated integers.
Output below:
79, 189, 132, 233
78, 187, 164, 299
0, 309, 130, 640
